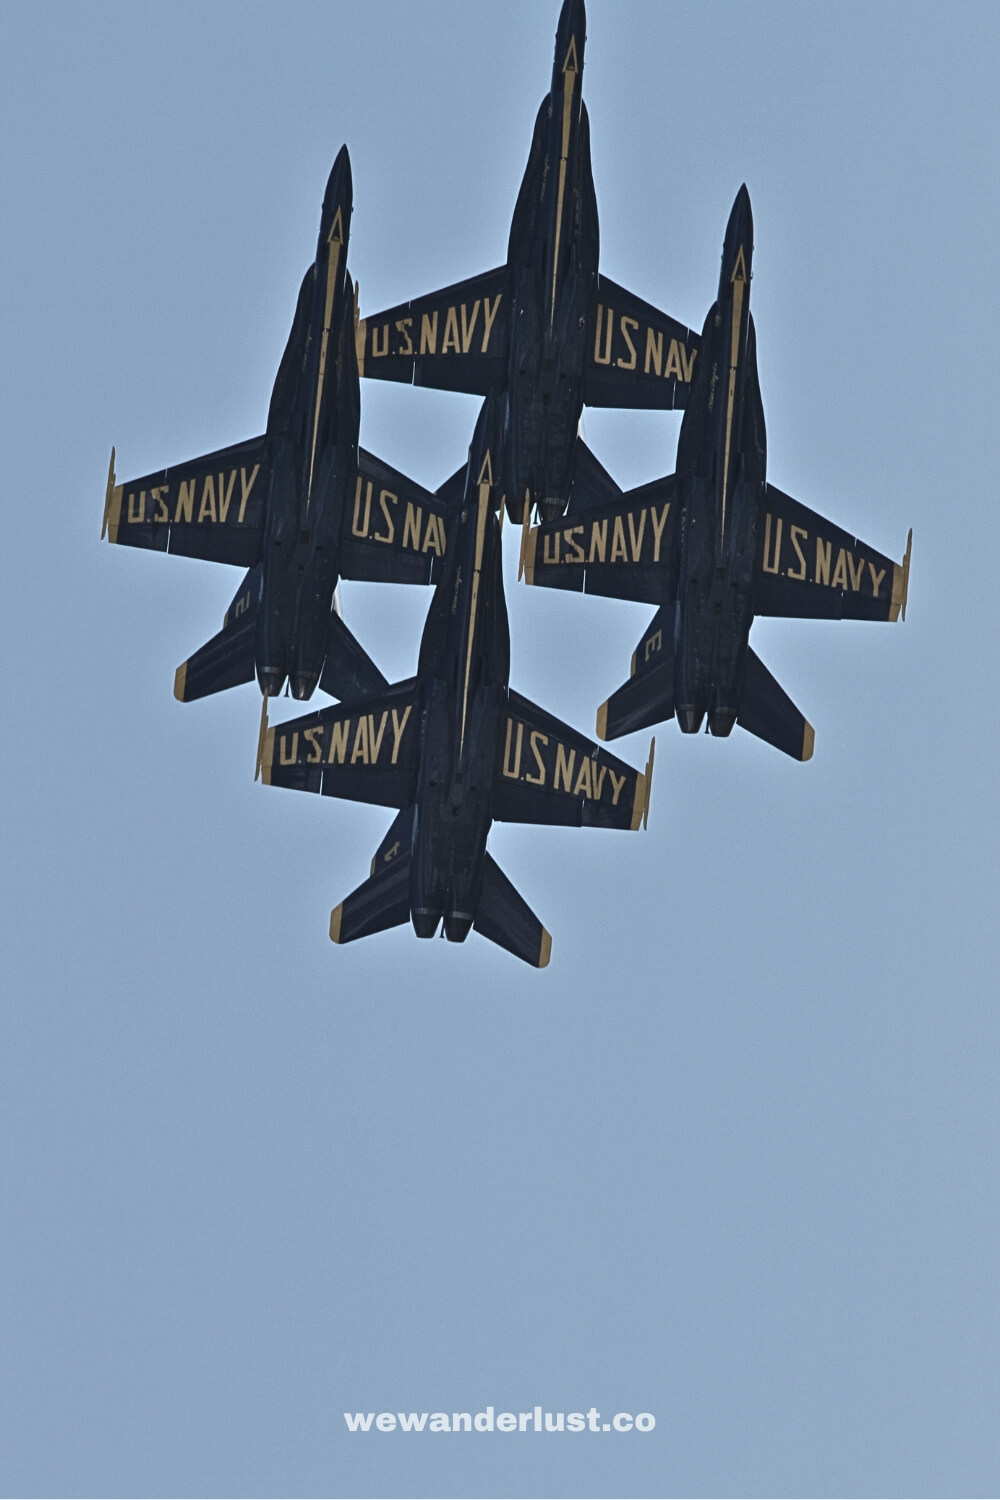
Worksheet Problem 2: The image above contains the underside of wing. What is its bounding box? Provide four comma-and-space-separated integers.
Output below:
338, 448, 454, 585
357, 266, 508, 396
584, 275, 699, 410
522, 476, 679, 605
755, 484, 911, 622
102, 437, 269, 568
492, 690, 652, 831
258, 678, 420, 810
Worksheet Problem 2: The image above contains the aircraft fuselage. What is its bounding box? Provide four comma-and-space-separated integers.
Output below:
502, 0, 597, 521
409, 397, 509, 940
257, 145, 360, 699
673, 186, 764, 736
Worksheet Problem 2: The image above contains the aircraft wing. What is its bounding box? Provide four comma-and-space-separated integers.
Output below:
257, 678, 420, 810
357, 267, 508, 396
584, 276, 699, 411
522, 476, 680, 605
754, 484, 911, 622
102, 438, 268, 568
338, 449, 456, 586
492, 690, 651, 831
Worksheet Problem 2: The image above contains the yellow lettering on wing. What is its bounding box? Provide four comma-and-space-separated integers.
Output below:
664, 339, 685, 381
422, 514, 445, 555
608, 769, 626, 806
350, 718, 370, 764
563, 525, 585, 564
831, 547, 850, 591
441, 305, 460, 354
788, 524, 808, 580
197, 475, 217, 523
352, 477, 373, 538
367, 711, 389, 761
419, 311, 438, 354
650, 503, 670, 562
627, 509, 646, 561
593, 303, 613, 365
502, 717, 524, 779
573, 758, 593, 799
217, 470, 237, 523
402, 502, 423, 551
554, 742, 576, 792
151, 485, 170, 522
304, 727, 324, 764
374, 489, 396, 545
481, 293, 502, 351
371, 324, 389, 358
610, 516, 627, 562
390, 705, 412, 763
815, 536, 832, 586
589, 518, 607, 563
847, 553, 865, 591
279, 732, 299, 765
617, 315, 638, 371
395, 317, 414, 356
680, 345, 697, 383
175, 479, 195, 523
237, 463, 260, 524
762, 512, 782, 574
326, 719, 350, 764
644, 629, 663, 664
869, 561, 886, 596
127, 490, 146, 524
644, 328, 663, 376
459, 300, 481, 353
526, 730, 548, 786
543, 530, 561, 566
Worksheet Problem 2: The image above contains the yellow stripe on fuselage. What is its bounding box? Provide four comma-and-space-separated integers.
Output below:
720, 243, 748, 543
307, 208, 344, 509
459, 453, 494, 756
549, 38, 578, 333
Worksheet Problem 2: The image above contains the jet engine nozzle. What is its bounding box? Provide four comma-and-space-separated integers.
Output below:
709, 707, 737, 738
290, 672, 318, 701
258, 667, 287, 697
443, 911, 474, 944
411, 909, 441, 940
677, 706, 705, 735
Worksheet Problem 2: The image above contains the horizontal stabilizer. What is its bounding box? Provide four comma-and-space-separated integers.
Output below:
473, 854, 550, 968
319, 609, 389, 702
370, 806, 415, 876
566, 438, 623, 515
330, 850, 412, 946
174, 607, 257, 702
597, 661, 674, 742
737, 648, 814, 761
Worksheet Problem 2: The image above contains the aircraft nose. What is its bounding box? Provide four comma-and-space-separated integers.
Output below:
323, 143, 353, 214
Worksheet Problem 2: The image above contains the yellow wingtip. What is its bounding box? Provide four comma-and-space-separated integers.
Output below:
101, 446, 116, 538
802, 722, 815, 762
901, 527, 912, 623
330, 904, 344, 943
255, 694, 270, 781
518, 495, 531, 581
643, 736, 656, 829
596, 700, 609, 741
173, 661, 188, 702
538, 928, 552, 969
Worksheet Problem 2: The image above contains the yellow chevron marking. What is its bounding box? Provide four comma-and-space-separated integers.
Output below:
307, 207, 344, 508
459, 456, 493, 756
549, 39, 579, 332
720, 243, 748, 543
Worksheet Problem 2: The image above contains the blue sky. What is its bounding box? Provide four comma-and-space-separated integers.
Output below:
2, 2, 998, 1496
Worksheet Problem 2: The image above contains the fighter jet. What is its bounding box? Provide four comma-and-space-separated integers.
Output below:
256, 392, 653, 966
103, 146, 453, 704
354, 0, 698, 523
521, 186, 912, 760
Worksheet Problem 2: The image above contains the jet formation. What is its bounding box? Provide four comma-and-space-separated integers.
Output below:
103, 0, 910, 965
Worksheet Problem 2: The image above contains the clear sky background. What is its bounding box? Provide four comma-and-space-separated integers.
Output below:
2, 2, 998, 1496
